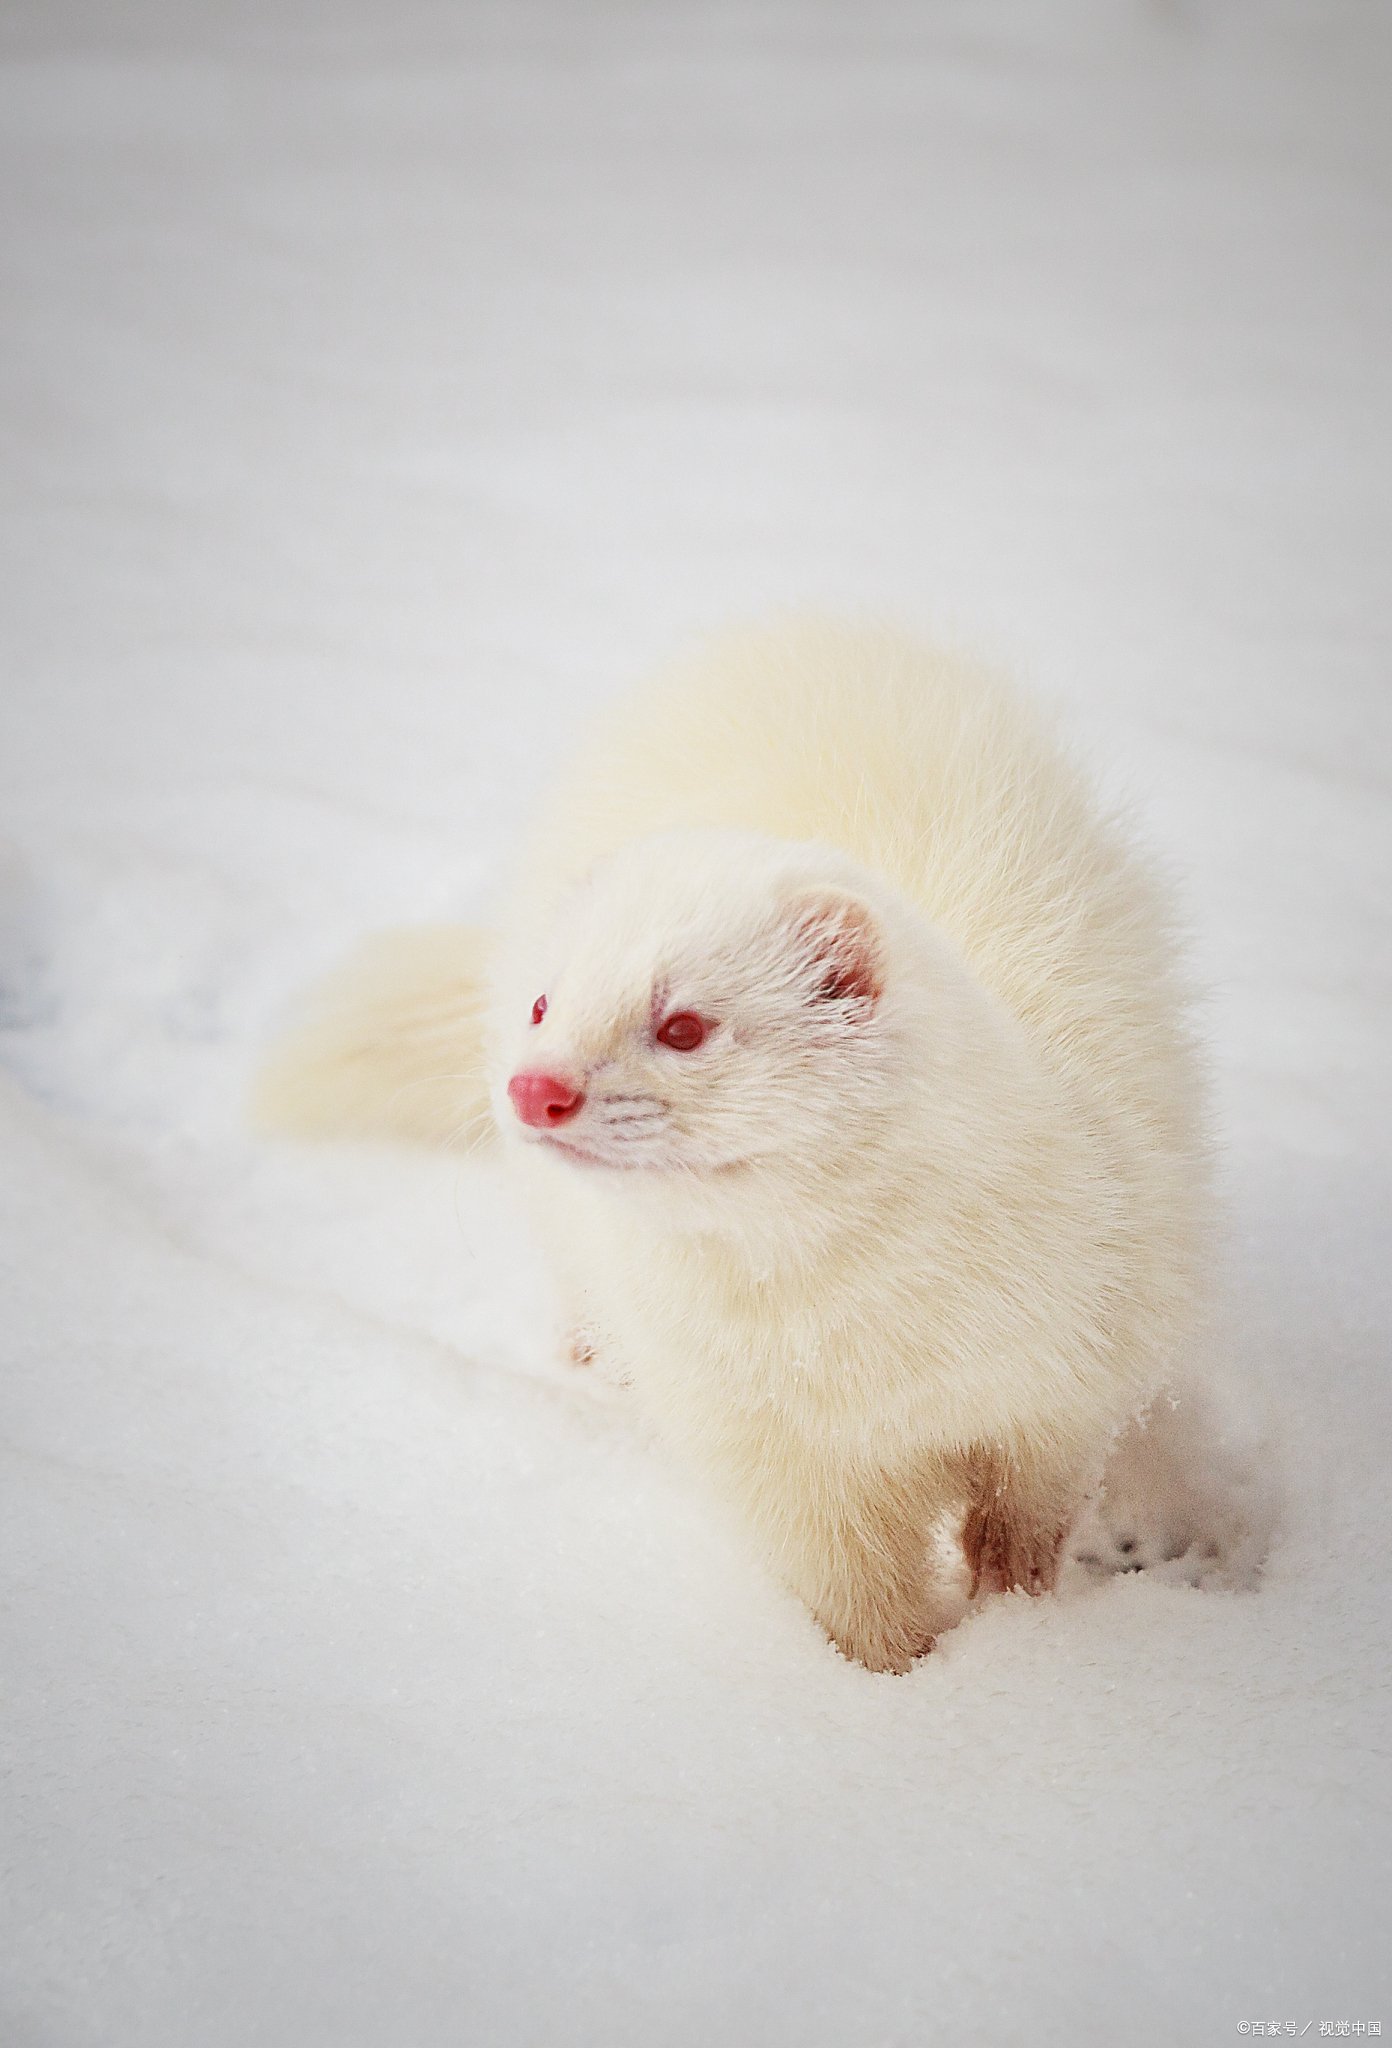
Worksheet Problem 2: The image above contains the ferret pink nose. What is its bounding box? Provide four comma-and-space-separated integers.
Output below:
507, 1070, 586, 1129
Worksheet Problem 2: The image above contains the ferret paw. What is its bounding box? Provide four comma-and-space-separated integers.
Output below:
961, 1497, 1066, 1601
558, 1327, 634, 1399
821, 1582, 970, 1674
828, 1622, 935, 1676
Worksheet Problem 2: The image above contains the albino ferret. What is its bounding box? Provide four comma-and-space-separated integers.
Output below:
257, 622, 1210, 1672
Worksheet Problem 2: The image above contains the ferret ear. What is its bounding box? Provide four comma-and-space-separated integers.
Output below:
782, 888, 884, 1009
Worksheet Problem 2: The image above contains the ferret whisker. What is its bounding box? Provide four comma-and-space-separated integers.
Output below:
453, 1106, 496, 1155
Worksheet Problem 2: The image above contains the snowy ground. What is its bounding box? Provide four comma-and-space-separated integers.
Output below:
2, 3, 1390, 2043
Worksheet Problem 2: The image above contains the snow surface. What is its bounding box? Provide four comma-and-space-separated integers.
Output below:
2, 3, 1390, 2043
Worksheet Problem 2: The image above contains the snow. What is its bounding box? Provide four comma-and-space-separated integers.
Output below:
2, 2, 1389, 2041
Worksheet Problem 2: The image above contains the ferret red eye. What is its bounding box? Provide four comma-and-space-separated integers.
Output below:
656, 1011, 706, 1052
531, 995, 547, 1026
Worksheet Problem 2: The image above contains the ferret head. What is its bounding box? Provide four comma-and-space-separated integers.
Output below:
493, 829, 918, 1191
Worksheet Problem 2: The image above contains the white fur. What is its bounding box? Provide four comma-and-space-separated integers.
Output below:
261, 621, 1211, 1671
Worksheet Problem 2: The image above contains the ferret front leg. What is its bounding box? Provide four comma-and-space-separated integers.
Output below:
761, 1462, 968, 1675
958, 1448, 1076, 1600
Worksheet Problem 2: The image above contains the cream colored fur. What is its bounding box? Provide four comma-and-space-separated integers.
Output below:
252, 924, 493, 1146
259, 621, 1210, 1672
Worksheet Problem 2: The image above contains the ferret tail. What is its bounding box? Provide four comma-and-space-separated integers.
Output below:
251, 924, 495, 1149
